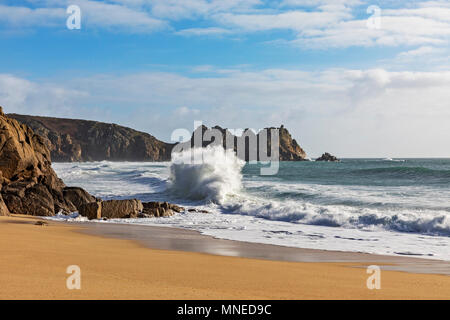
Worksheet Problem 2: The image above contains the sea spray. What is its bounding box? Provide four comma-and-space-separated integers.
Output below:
169, 146, 245, 203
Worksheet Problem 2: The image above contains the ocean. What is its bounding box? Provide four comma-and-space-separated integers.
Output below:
51, 147, 450, 261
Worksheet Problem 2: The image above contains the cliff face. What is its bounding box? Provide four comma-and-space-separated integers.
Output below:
179, 125, 308, 161
8, 114, 174, 162
9, 114, 307, 162
279, 125, 307, 161
0, 108, 95, 216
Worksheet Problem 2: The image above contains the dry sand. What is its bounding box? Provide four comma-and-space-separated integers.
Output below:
1, 215, 449, 300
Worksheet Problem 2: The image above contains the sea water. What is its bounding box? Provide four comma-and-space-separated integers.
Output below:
52, 147, 450, 260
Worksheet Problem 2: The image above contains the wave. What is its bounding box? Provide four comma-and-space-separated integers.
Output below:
222, 197, 450, 236
168, 146, 245, 203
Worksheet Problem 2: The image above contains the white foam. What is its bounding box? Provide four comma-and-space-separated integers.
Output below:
169, 146, 245, 203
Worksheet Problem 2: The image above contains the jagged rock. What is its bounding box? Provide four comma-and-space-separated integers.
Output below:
316, 152, 339, 162
80, 199, 144, 220
0, 107, 94, 216
279, 125, 307, 161
8, 114, 173, 162
178, 124, 308, 161
141, 201, 185, 217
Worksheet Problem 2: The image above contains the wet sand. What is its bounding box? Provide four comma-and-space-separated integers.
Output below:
81, 221, 450, 275
1, 215, 450, 300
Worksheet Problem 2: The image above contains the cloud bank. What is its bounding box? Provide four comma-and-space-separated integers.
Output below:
1, 68, 449, 157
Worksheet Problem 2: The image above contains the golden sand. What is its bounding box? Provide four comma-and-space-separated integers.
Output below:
1, 215, 449, 300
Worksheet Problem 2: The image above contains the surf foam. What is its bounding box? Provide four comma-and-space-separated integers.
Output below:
169, 146, 245, 203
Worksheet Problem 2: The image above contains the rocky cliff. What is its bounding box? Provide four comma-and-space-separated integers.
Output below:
9, 114, 307, 162
8, 114, 174, 162
179, 124, 308, 161
0, 108, 95, 216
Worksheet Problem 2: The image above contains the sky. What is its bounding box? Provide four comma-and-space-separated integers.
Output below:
0, 0, 449, 158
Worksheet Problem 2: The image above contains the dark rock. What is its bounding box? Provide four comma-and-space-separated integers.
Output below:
0, 107, 94, 216
177, 125, 308, 161
187, 208, 210, 214
316, 152, 339, 162
63, 187, 97, 211
141, 201, 185, 218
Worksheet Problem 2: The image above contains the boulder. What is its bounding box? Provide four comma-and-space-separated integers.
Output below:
316, 152, 339, 162
101, 199, 143, 219
63, 187, 97, 211
142, 201, 185, 217
79, 201, 102, 220
0, 107, 94, 216
80, 199, 144, 220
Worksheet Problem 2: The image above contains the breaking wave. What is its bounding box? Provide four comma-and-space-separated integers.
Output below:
168, 146, 245, 203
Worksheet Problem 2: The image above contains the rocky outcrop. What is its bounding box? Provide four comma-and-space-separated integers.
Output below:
8, 114, 174, 162
178, 124, 308, 161
79, 199, 143, 220
79, 199, 184, 219
316, 152, 339, 162
141, 201, 185, 218
10, 114, 308, 162
0, 107, 95, 216
279, 125, 307, 161
63, 187, 97, 211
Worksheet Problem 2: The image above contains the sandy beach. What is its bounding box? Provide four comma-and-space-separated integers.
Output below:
1, 215, 449, 300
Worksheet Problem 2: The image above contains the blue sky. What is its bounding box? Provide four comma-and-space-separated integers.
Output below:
0, 0, 450, 157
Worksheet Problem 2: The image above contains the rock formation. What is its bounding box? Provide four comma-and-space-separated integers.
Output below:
141, 201, 185, 218
10, 114, 308, 162
0, 107, 96, 216
316, 152, 339, 162
177, 124, 308, 161
79, 199, 143, 220
79, 199, 185, 220
8, 114, 173, 162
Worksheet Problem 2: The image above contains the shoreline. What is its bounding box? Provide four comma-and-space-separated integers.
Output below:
76, 219, 450, 276
1, 214, 450, 299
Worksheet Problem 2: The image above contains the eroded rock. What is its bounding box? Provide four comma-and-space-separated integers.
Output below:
316, 152, 339, 162
0, 107, 94, 216
80, 199, 144, 220
141, 201, 185, 217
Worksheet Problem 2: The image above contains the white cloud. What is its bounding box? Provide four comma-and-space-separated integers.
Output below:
398, 45, 443, 57
176, 27, 232, 36
214, 9, 352, 32
0, 5, 65, 27
2, 68, 450, 157
0, 0, 167, 33
2, 1, 450, 50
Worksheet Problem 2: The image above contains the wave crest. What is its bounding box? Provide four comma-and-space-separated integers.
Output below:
169, 146, 245, 203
